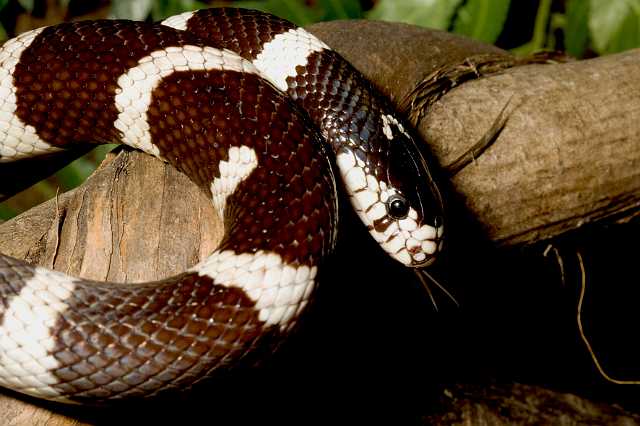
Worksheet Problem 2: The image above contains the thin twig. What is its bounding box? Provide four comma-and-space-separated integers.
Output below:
543, 244, 566, 287
50, 187, 62, 269
576, 250, 640, 384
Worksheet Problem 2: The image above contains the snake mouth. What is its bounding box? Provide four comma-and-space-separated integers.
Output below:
404, 221, 444, 267
409, 252, 437, 268
408, 243, 440, 267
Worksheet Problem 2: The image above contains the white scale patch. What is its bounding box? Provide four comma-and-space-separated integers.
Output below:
252, 28, 328, 92
210, 145, 258, 217
114, 45, 259, 158
0, 28, 63, 161
380, 211, 442, 266
0, 267, 76, 399
160, 11, 195, 31
381, 114, 410, 141
192, 250, 317, 328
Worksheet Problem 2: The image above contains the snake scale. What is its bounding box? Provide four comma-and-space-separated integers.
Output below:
0, 8, 444, 403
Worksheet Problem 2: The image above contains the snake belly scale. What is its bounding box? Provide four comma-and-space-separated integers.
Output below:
0, 8, 444, 402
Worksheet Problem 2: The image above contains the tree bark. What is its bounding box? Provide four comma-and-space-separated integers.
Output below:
1, 19, 639, 425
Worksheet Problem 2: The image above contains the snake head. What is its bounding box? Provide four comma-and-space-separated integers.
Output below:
337, 114, 444, 267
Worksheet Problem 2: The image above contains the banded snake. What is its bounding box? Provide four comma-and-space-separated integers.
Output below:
0, 8, 444, 403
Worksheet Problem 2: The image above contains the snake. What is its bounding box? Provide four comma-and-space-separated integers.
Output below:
0, 8, 444, 403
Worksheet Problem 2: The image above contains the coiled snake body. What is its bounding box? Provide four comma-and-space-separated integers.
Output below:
0, 8, 443, 402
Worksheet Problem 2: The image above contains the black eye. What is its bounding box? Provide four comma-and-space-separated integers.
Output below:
387, 195, 410, 219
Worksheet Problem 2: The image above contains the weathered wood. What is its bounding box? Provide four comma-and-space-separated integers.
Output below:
0, 149, 221, 278
1, 19, 640, 424
423, 51, 640, 245
422, 383, 640, 425
0, 393, 87, 426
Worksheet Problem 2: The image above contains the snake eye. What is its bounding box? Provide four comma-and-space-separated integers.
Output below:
387, 195, 410, 219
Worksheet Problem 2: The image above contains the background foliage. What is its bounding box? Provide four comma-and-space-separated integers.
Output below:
1, 0, 639, 220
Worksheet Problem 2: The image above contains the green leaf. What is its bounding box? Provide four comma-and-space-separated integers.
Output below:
366, 0, 464, 30
151, 0, 209, 21
453, 0, 510, 43
265, 0, 318, 25
511, 0, 552, 55
0, 202, 16, 221
318, 0, 363, 20
54, 145, 116, 190
55, 161, 90, 189
110, 0, 153, 20
0, 0, 7, 41
565, 0, 589, 57
230, 0, 318, 25
589, 0, 640, 54
17, 0, 34, 12
216, 1, 267, 11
